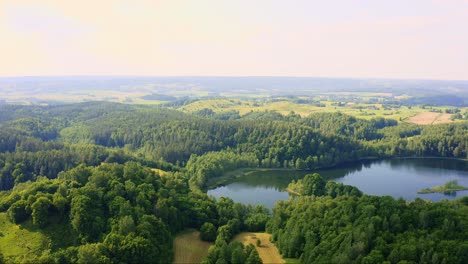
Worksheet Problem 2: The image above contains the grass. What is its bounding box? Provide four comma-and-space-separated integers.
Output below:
234, 232, 292, 264
418, 180, 468, 194
0, 213, 49, 261
173, 229, 213, 264
178, 99, 249, 113
284, 258, 302, 264
0, 211, 77, 262
178, 98, 465, 123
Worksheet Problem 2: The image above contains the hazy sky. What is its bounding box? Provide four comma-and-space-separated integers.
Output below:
1, 0, 467, 80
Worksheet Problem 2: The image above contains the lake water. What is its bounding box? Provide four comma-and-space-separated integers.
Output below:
207, 159, 468, 209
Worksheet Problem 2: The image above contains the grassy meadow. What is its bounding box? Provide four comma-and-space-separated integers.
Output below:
173, 229, 213, 264
0, 212, 76, 262
0, 213, 47, 259
234, 232, 288, 264
177, 97, 466, 124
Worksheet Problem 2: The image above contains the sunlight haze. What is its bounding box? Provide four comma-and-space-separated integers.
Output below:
1, 0, 468, 79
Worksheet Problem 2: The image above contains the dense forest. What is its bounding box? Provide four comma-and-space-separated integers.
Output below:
270, 174, 468, 264
0, 161, 268, 263
0, 102, 467, 263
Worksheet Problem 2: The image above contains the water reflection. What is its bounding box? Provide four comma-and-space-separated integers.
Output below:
207, 159, 468, 209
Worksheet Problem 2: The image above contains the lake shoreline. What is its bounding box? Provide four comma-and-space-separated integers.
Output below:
391, 156, 468, 162
418, 180, 468, 194
207, 158, 468, 208
418, 187, 468, 194
205, 156, 468, 191
284, 188, 301, 196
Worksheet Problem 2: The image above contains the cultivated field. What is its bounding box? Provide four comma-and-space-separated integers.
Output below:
173, 229, 213, 264
234, 232, 285, 264
179, 98, 423, 119
405, 112, 453, 125
178, 97, 468, 125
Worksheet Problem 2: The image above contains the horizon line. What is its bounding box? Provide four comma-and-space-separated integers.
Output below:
1, 74, 467, 82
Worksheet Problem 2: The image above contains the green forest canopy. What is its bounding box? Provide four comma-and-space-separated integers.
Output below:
0, 102, 466, 263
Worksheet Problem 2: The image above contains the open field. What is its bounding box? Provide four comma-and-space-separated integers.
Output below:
0, 211, 76, 262
405, 112, 453, 125
177, 95, 468, 125
178, 98, 466, 123
432, 113, 454, 124
234, 232, 286, 264
0, 213, 49, 261
173, 229, 213, 264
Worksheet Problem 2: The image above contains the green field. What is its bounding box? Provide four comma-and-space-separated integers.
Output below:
0, 213, 49, 261
0, 211, 76, 262
177, 97, 467, 123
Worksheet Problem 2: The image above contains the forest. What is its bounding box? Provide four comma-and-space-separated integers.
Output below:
0, 101, 467, 263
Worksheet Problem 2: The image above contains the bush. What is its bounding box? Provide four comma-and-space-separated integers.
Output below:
200, 222, 217, 242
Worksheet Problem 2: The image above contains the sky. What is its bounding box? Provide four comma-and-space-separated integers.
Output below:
1, 0, 468, 80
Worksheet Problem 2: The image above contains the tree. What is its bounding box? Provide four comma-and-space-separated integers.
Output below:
104, 233, 162, 264
302, 173, 325, 196
200, 222, 217, 242
31, 197, 51, 227
7, 200, 29, 224
12, 162, 28, 184
135, 215, 173, 263
77, 243, 110, 264
231, 247, 246, 264
70, 193, 105, 242
362, 250, 384, 264
216, 225, 232, 243
295, 158, 306, 169
245, 244, 262, 264
118, 215, 135, 235
244, 213, 269, 232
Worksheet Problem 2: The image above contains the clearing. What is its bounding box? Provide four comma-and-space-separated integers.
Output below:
234, 232, 286, 264
151, 168, 171, 177
0, 213, 49, 261
177, 98, 446, 121
173, 229, 213, 264
0, 212, 76, 262
406, 112, 453, 125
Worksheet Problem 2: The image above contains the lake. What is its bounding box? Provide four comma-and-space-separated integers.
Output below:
207, 159, 468, 209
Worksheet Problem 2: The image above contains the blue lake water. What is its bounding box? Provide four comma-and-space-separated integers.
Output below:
207, 159, 468, 209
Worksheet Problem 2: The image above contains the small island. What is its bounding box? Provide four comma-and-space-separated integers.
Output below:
418, 180, 468, 194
